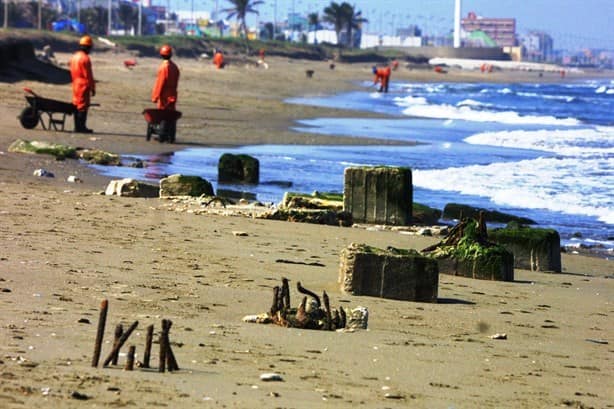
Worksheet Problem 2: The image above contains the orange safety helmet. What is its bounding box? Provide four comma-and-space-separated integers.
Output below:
79, 35, 93, 47
160, 44, 172, 58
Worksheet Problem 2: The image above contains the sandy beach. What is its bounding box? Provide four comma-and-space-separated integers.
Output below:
0, 48, 612, 409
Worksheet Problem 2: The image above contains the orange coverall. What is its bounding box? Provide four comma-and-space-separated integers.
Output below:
69, 50, 95, 111
374, 66, 391, 93
151, 59, 180, 110
213, 52, 224, 69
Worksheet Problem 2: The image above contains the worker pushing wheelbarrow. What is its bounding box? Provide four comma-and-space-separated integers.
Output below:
146, 44, 181, 143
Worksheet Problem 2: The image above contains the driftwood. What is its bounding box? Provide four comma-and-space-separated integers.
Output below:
91, 299, 108, 367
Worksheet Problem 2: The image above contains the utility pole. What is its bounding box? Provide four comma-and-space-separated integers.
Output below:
37, 0, 42, 30
4, 0, 7, 29
137, 0, 142, 36
454, 0, 461, 48
107, 0, 112, 35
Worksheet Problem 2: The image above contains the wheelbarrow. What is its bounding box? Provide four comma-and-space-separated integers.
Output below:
19, 87, 76, 131
142, 108, 182, 143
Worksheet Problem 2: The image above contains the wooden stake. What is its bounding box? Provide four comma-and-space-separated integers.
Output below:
323, 291, 332, 331
91, 299, 108, 367
102, 320, 139, 367
125, 345, 136, 371
164, 320, 179, 371
142, 324, 154, 368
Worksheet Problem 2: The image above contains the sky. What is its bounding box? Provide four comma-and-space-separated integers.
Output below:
164, 0, 614, 50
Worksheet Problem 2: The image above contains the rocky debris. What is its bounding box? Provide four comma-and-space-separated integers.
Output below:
280, 191, 343, 211
105, 178, 159, 198
10, 139, 76, 160
344, 166, 412, 226
422, 214, 514, 281
218, 153, 259, 184
339, 243, 439, 302
159, 174, 214, 198
443, 203, 535, 225
260, 373, 284, 382
77, 149, 121, 166
260, 207, 352, 226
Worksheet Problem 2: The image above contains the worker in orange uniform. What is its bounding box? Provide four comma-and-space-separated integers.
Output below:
151, 44, 180, 111
213, 49, 225, 69
372, 65, 391, 93
70, 35, 96, 133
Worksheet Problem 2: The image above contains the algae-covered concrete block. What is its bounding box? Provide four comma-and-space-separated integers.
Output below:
343, 166, 412, 225
159, 174, 214, 197
489, 226, 561, 272
339, 243, 438, 302
435, 250, 514, 282
218, 153, 259, 184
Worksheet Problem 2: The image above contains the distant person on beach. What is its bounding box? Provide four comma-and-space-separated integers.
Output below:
259, 48, 265, 61
213, 49, 225, 69
372, 65, 391, 93
70, 35, 96, 133
151, 44, 180, 111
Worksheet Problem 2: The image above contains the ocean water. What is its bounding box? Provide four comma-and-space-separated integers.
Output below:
92, 79, 614, 255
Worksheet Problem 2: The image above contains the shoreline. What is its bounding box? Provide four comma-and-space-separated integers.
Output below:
1, 52, 612, 409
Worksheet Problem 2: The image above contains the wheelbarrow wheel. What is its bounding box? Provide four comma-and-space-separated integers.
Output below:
168, 121, 176, 143
146, 123, 153, 141
158, 120, 168, 143
19, 107, 39, 129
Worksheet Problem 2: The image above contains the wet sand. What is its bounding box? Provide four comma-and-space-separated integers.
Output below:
0, 51, 612, 408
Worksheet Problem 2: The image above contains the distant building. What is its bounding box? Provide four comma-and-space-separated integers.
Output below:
521, 31, 554, 62
461, 11, 517, 47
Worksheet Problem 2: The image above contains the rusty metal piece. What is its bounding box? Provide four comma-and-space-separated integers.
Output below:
271, 286, 280, 316
323, 291, 332, 331
339, 306, 347, 328
102, 321, 139, 367
125, 345, 136, 370
281, 277, 291, 311
332, 309, 341, 329
159, 320, 168, 373
297, 281, 321, 308
142, 324, 154, 368
295, 296, 309, 328
164, 320, 179, 371
91, 299, 108, 367
111, 324, 123, 366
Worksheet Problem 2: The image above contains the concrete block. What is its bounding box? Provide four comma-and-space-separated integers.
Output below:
159, 174, 214, 197
343, 166, 412, 225
489, 226, 561, 272
218, 153, 259, 184
339, 243, 438, 302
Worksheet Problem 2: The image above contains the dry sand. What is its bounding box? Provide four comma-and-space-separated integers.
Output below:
0, 50, 612, 409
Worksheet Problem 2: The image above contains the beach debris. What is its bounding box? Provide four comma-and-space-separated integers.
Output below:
339, 243, 439, 302
218, 153, 259, 184
91, 299, 108, 367
66, 175, 82, 183
160, 174, 214, 198
70, 391, 90, 400
159, 319, 180, 372
305, 69, 315, 78
344, 166, 413, 226
123, 59, 137, 69
490, 333, 507, 340
105, 178, 159, 198
346, 306, 369, 330
422, 213, 514, 282
260, 373, 284, 382
232, 231, 248, 237
243, 278, 358, 331
275, 259, 325, 267
33, 168, 54, 177
585, 338, 608, 345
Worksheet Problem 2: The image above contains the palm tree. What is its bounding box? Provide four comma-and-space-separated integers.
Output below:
344, 6, 367, 48
222, 0, 263, 40
308, 12, 319, 44
323, 2, 346, 46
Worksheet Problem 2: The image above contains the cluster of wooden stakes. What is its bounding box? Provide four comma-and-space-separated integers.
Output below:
91, 299, 179, 372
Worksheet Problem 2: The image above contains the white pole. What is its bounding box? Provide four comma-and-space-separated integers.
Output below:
453, 0, 461, 48
138, 0, 142, 35
107, 0, 111, 35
